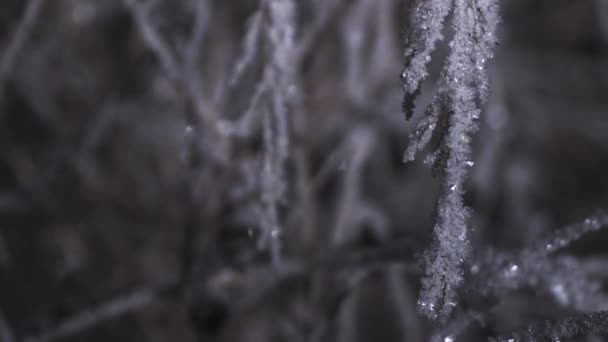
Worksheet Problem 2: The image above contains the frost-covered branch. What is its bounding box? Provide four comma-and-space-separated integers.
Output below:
529, 211, 608, 256
441, 214, 608, 340
493, 311, 608, 342
472, 213, 608, 311
401, 0, 500, 321
400, 0, 452, 117
256, 0, 297, 266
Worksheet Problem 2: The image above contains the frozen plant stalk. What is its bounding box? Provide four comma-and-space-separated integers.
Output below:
257, 0, 296, 266
401, 0, 500, 321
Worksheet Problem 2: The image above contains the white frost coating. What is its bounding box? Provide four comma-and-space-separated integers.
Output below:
472, 214, 608, 313
401, 0, 500, 321
529, 211, 608, 257
401, 0, 453, 118
258, 0, 296, 266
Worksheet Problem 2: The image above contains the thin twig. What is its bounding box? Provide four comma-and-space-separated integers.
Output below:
0, 0, 44, 90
